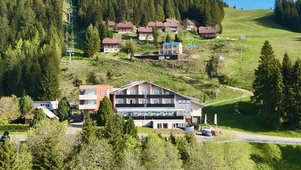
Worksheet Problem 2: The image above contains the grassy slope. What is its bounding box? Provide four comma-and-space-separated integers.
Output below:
221, 8, 301, 89
202, 8, 301, 137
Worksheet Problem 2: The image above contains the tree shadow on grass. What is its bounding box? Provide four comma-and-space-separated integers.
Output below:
204, 101, 268, 132
252, 14, 292, 32
279, 145, 301, 169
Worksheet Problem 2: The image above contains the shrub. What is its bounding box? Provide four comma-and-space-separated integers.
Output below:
87, 71, 107, 84
0, 124, 30, 132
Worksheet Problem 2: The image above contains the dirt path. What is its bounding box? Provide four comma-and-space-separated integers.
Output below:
204, 86, 253, 106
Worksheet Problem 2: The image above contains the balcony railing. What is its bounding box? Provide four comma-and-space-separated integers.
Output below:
79, 95, 97, 100
79, 104, 97, 110
147, 94, 174, 98
115, 94, 175, 98
147, 104, 175, 107
123, 116, 184, 120
115, 104, 175, 108
115, 95, 145, 98
116, 104, 145, 107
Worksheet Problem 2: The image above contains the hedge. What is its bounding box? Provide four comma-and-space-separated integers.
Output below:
0, 124, 30, 132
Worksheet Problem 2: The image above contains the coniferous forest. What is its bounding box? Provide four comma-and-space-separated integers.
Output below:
274, 0, 301, 32
0, 0, 64, 100
77, 0, 226, 30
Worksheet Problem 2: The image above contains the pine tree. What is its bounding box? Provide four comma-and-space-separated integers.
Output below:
124, 117, 137, 138
165, 34, 171, 42
81, 116, 97, 144
20, 95, 34, 116
84, 24, 100, 57
252, 41, 283, 129
156, 4, 165, 21
0, 140, 18, 169
31, 109, 47, 127
97, 96, 114, 128
57, 97, 70, 122
39, 44, 61, 101
153, 26, 159, 44
288, 60, 301, 128
165, 0, 175, 19
282, 52, 293, 122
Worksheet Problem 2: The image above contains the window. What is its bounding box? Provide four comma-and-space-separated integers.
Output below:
140, 99, 147, 104
152, 90, 160, 95
46, 104, 50, 108
164, 99, 172, 104
152, 99, 160, 104
116, 99, 123, 104
140, 90, 148, 95
157, 123, 162, 129
130, 90, 136, 95
173, 50, 176, 54
165, 91, 170, 95
129, 99, 136, 104
163, 123, 168, 129
105, 90, 109, 97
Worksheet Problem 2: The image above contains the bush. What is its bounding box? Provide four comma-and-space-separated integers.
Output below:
0, 124, 30, 132
87, 71, 107, 84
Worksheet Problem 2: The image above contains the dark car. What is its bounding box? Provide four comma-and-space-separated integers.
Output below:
200, 126, 213, 136
0, 131, 10, 143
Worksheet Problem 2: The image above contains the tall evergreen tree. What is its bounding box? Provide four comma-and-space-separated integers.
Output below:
252, 41, 283, 129
84, 24, 100, 57
124, 117, 137, 138
39, 44, 61, 100
20, 95, 34, 116
57, 97, 70, 122
288, 60, 301, 128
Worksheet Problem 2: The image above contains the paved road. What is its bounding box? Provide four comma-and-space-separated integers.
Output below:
204, 129, 301, 145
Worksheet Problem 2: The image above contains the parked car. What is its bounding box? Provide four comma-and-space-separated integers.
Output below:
200, 126, 213, 136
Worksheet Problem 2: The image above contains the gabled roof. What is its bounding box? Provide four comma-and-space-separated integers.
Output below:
164, 22, 179, 28
198, 26, 216, 34
108, 21, 116, 27
165, 18, 180, 25
147, 21, 164, 27
137, 27, 153, 33
37, 107, 59, 119
111, 81, 203, 107
116, 22, 133, 28
102, 38, 122, 44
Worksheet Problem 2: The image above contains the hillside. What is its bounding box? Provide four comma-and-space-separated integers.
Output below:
60, 8, 301, 103
220, 8, 301, 89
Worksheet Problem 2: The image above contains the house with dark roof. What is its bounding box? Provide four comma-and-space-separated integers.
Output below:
110, 81, 203, 129
137, 27, 153, 41
147, 21, 164, 31
164, 19, 181, 33
198, 26, 217, 39
102, 38, 122, 52
116, 22, 133, 33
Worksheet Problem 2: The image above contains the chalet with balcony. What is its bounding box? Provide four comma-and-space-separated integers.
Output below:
164, 19, 181, 33
116, 22, 133, 33
184, 19, 198, 31
160, 42, 183, 55
137, 27, 153, 41
102, 38, 122, 52
79, 85, 113, 114
110, 81, 203, 129
147, 21, 164, 31
198, 26, 217, 39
